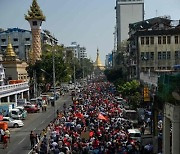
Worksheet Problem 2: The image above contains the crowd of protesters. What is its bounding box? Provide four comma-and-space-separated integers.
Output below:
32, 81, 153, 154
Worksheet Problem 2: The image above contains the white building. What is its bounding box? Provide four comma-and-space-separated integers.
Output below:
79, 47, 87, 59
0, 64, 5, 86
66, 42, 87, 60
116, 0, 144, 49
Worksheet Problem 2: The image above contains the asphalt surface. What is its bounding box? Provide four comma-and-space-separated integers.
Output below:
0, 93, 72, 154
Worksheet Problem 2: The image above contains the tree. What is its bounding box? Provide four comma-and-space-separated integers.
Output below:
26, 44, 72, 92
117, 80, 142, 109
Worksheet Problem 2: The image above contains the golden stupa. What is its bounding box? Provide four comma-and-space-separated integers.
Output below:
94, 48, 105, 70
2, 37, 28, 81
6, 37, 16, 57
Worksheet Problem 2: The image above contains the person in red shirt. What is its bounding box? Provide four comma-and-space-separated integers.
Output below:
3, 135, 8, 149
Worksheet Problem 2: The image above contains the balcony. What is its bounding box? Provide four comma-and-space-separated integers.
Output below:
0, 82, 29, 98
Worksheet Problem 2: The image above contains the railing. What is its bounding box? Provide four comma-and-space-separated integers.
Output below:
0, 82, 29, 97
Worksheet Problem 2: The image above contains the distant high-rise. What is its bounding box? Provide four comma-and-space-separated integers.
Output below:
116, 0, 144, 50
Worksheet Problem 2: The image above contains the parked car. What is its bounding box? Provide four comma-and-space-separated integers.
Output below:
24, 105, 39, 113
0, 117, 24, 128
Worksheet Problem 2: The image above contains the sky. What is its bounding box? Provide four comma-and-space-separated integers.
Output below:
0, 0, 180, 64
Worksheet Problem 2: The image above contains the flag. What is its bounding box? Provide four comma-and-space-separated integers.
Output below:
89, 131, 94, 137
75, 112, 84, 119
98, 113, 108, 121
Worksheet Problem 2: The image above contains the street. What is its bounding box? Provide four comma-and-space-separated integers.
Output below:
0, 93, 72, 154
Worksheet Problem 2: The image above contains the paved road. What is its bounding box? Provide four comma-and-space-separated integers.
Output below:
0, 93, 72, 154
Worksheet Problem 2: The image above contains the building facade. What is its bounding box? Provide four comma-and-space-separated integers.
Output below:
0, 64, 5, 86
66, 42, 87, 61
115, 0, 144, 49
128, 17, 180, 79
0, 28, 32, 61
105, 53, 113, 68
79, 47, 87, 59
0, 28, 58, 62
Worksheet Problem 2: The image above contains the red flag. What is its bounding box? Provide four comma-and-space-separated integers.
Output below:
75, 112, 84, 119
98, 113, 108, 121
89, 131, 94, 137
0, 115, 3, 120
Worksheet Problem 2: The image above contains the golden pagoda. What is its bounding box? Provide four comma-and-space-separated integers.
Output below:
2, 37, 28, 81
94, 48, 105, 70
5, 36, 17, 60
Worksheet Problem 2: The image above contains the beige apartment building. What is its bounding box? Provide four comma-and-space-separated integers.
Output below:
128, 17, 180, 79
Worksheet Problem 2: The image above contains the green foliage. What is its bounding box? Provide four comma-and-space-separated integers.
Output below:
26, 44, 72, 88
117, 80, 142, 109
158, 73, 180, 105
104, 67, 127, 87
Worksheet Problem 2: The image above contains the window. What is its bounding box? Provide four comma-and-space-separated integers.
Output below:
163, 36, 166, 44
141, 52, 144, 60
175, 51, 180, 59
158, 36, 161, 44
32, 21, 37, 26
145, 52, 150, 60
175, 36, 179, 44
167, 36, 171, 44
25, 38, 30, 41
150, 37, 154, 44
150, 52, 154, 60
162, 52, 166, 59
141, 37, 144, 45
158, 52, 162, 60
1, 39, 6, 42
167, 51, 171, 59
13, 38, 18, 42
146, 37, 149, 45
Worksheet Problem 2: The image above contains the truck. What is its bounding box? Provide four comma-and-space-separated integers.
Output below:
0, 103, 16, 117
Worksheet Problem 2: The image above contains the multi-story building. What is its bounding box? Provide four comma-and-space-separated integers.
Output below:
66, 42, 87, 61
115, 0, 144, 50
79, 47, 87, 59
66, 42, 80, 59
0, 28, 58, 61
128, 17, 180, 80
0, 28, 32, 61
0, 64, 5, 86
105, 53, 113, 68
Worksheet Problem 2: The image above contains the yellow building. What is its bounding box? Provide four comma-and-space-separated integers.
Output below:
2, 37, 28, 81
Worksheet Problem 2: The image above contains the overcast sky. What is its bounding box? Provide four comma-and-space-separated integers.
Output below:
0, 0, 180, 64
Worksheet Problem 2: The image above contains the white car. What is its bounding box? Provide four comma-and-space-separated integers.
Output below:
0, 117, 24, 128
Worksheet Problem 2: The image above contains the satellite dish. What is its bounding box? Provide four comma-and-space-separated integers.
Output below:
172, 92, 180, 101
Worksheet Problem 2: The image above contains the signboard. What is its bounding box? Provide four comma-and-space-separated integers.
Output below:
144, 87, 150, 102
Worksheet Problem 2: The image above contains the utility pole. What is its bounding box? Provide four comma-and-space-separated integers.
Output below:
33, 70, 37, 98
52, 47, 56, 118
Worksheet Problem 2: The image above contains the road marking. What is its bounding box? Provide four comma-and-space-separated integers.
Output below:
41, 120, 45, 124
47, 114, 51, 118
18, 137, 25, 144
7, 150, 12, 154
33, 127, 36, 131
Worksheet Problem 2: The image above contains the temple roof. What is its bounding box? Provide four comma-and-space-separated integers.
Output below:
6, 37, 16, 57
94, 48, 104, 70
25, 0, 46, 21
